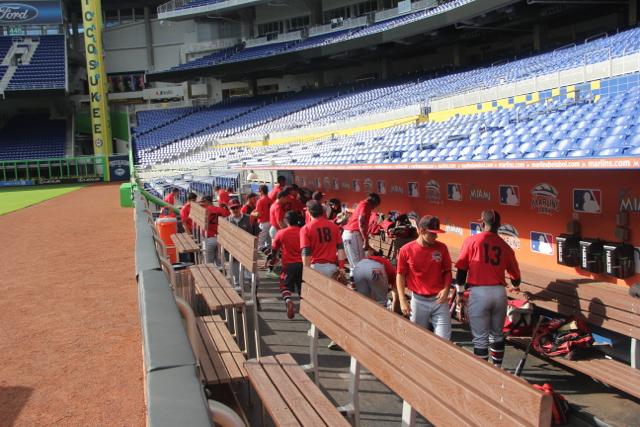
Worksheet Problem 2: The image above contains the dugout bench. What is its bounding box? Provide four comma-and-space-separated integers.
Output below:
244, 266, 553, 427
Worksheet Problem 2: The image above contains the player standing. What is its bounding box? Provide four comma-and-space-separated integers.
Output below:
342, 193, 381, 280
200, 195, 230, 265
352, 252, 396, 306
272, 211, 304, 319
396, 216, 452, 340
454, 209, 521, 367
253, 185, 272, 252
300, 201, 347, 278
163, 187, 180, 206
179, 192, 198, 234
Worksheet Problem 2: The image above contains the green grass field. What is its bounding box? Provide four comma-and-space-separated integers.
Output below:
0, 185, 85, 215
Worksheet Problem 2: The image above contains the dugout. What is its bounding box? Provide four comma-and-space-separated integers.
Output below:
284, 166, 640, 363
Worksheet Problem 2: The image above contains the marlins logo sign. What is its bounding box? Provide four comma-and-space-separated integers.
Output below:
498, 224, 520, 250
426, 180, 441, 204
530, 183, 559, 215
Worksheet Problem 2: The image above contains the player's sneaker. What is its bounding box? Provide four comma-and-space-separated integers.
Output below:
286, 300, 295, 319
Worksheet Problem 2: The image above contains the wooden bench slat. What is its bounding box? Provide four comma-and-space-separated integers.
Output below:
274, 353, 350, 427
191, 268, 233, 311
301, 267, 552, 427
260, 357, 329, 426
196, 317, 230, 385
205, 316, 247, 378
508, 337, 640, 399
245, 359, 301, 426
207, 267, 245, 307
171, 233, 200, 253
190, 265, 244, 311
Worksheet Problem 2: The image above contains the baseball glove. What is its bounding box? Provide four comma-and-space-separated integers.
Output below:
332, 269, 349, 286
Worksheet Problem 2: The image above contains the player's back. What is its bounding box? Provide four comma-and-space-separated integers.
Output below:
301, 217, 342, 264
458, 231, 518, 286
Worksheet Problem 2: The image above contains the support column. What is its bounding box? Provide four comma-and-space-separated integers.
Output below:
144, 7, 155, 69
71, 12, 80, 53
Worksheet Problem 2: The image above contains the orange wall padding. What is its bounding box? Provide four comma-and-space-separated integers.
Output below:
294, 169, 640, 286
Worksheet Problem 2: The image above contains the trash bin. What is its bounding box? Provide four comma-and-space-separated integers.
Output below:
119, 183, 133, 208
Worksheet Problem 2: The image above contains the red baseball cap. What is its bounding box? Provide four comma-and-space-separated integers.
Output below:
419, 215, 444, 233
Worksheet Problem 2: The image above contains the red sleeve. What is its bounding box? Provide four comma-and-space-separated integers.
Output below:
241, 205, 249, 214
272, 232, 281, 250
219, 207, 230, 217
441, 245, 453, 287
505, 246, 521, 280
335, 224, 343, 245
396, 247, 409, 275
300, 226, 311, 250
455, 238, 471, 271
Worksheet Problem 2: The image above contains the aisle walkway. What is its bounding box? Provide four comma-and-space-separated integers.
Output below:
0, 184, 145, 426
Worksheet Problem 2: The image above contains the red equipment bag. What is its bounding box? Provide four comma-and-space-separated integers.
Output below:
532, 317, 593, 359
503, 299, 534, 336
532, 383, 570, 425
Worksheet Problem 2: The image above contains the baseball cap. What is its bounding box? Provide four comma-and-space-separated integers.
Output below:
229, 199, 241, 209
418, 215, 444, 233
479, 209, 501, 227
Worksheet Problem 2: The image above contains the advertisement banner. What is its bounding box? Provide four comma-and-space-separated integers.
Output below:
0, 1, 62, 25
81, 0, 112, 181
108, 155, 130, 181
0, 179, 34, 187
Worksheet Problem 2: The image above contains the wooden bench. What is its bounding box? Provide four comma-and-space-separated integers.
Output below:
300, 266, 552, 427
217, 218, 262, 358
158, 258, 248, 388
190, 202, 209, 245
447, 246, 640, 400
245, 354, 350, 427
190, 263, 249, 354
171, 232, 201, 263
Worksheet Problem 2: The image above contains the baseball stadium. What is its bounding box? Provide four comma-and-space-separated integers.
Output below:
1, 0, 640, 425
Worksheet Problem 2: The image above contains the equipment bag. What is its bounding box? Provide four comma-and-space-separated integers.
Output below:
532, 317, 593, 359
503, 299, 534, 336
532, 383, 570, 425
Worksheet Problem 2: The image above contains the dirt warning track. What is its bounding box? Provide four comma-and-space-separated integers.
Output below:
0, 184, 145, 426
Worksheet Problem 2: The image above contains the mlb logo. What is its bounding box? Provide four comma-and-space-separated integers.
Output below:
530, 232, 554, 255
447, 183, 462, 201
573, 189, 601, 214
499, 185, 520, 206
469, 222, 482, 235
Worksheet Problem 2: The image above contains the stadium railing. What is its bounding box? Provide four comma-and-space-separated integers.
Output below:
0, 156, 106, 184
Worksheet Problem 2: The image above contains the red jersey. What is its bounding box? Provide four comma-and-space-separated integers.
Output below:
164, 192, 177, 205
255, 195, 271, 224
288, 196, 305, 214
268, 184, 282, 202
300, 217, 343, 264
397, 240, 452, 296
344, 200, 372, 233
272, 226, 302, 266
206, 205, 229, 237
269, 201, 286, 230
217, 190, 230, 206
180, 203, 193, 233
367, 255, 397, 288
454, 231, 520, 286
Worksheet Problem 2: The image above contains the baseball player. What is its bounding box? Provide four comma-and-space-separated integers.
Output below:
163, 187, 180, 206
272, 210, 304, 319
268, 176, 287, 202
269, 190, 289, 240
396, 215, 453, 340
305, 191, 325, 224
215, 185, 230, 207
342, 193, 381, 280
352, 253, 396, 306
455, 209, 521, 366
301, 200, 347, 350
253, 185, 272, 252
200, 195, 230, 265
300, 200, 346, 277
179, 192, 198, 234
